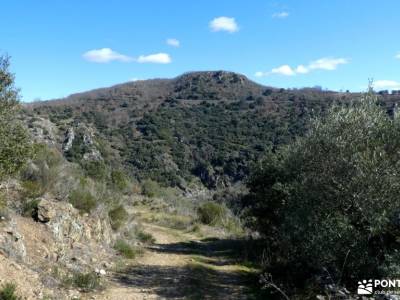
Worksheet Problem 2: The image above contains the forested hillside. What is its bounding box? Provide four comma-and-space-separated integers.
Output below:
26, 71, 396, 192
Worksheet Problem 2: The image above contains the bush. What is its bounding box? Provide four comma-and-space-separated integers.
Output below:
0, 283, 21, 300
70, 272, 100, 292
141, 179, 161, 198
108, 205, 129, 230
135, 229, 155, 244
0, 192, 7, 220
111, 170, 129, 191
114, 239, 141, 259
20, 144, 63, 198
244, 92, 400, 290
21, 199, 39, 218
69, 189, 97, 214
21, 180, 44, 199
83, 160, 107, 181
197, 202, 227, 225
0, 55, 33, 181
152, 213, 194, 230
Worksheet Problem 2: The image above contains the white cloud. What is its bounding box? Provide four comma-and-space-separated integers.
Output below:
137, 53, 171, 64
254, 71, 265, 77
83, 48, 133, 63
130, 78, 139, 82
295, 65, 309, 74
209, 17, 239, 33
308, 57, 348, 70
395, 53, 400, 59
255, 57, 348, 78
374, 80, 400, 90
166, 38, 180, 47
271, 65, 296, 76
272, 11, 289, 18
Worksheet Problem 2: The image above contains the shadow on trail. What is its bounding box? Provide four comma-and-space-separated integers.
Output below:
112, 238, 265, 299
113, 263, 251, 299
149, 237, 263, 265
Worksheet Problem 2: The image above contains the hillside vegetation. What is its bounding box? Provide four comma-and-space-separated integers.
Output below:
26, 71, 392, 192
3, 55, 400, 298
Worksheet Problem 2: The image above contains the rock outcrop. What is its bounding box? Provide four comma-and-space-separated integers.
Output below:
0, 221, 26, 262
36, 198, 113, 245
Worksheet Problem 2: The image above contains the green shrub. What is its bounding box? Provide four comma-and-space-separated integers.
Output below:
69, 189, 97, 214
21, 180, 44, 199
135, 229, 155, 244
32, 144, 63, 169
197, 202, 227, 225
70, 272, 100, 292
114, 239, 141, 259
21, 199, 39, 218
111, 170, 129, 191
0, 192, 7, 220
0, 283, 21, 300
83, 160, 107, 181
141, 179, 161, 198
244, 91, 400, 290
20, 144, 62, 197
152, 213, 194, 230
0, 56, 33, 182
108, 205, 129, 230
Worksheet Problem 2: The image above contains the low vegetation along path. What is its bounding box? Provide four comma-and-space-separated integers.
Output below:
99, 210, 257, 299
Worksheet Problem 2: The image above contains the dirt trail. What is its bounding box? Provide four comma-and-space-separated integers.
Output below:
97, 215, 256, 300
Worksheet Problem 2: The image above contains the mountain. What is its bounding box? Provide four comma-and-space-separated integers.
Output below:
23, 71, 400, 190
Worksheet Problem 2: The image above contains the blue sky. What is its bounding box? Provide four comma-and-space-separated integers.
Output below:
1, 0, 400, 102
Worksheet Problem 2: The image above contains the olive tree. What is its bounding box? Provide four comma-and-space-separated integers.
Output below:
0, 55, 32, 184
244, 91, 400, 288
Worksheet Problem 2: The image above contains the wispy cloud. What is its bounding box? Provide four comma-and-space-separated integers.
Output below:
395, 52, 400, 59
83, 48, 133, 63
83, 49, 171, 64
137, 53, 171, 64
166, 38, 180, 47
272, 11, 289, 19
271, 65, 295, 76
295, 65, 309, 74
308, 57, 348, 71
255, 57, 349, 77
209, 17, 239, 33
374, 80, 400, 90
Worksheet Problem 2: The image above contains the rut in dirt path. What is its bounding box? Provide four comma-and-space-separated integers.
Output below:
111, 224, 257, 300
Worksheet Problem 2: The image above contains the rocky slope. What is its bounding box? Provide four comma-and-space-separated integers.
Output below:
23, 71, 377, 191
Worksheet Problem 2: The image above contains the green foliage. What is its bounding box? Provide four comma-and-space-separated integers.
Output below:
82, 160, 107, 181
110, 169, 129, 191
197, 202, 227, 225
29, 72, 358, 190
244, 92, 400, 289
114, 239, 141, 259
21, 199, 39, 218
21, 180, 44, 199
141, 179, 161, 197
70, 272, 100, 292
20, 144, 62, 199
68, 188, 97, 214
108, 205, 129, 230
151, 213, 194, 230
64, 130, 89, 162
0, 192, 7, 219
0, 56, 32, 180
0, 283, 21, 300
135, 229, 155, 244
